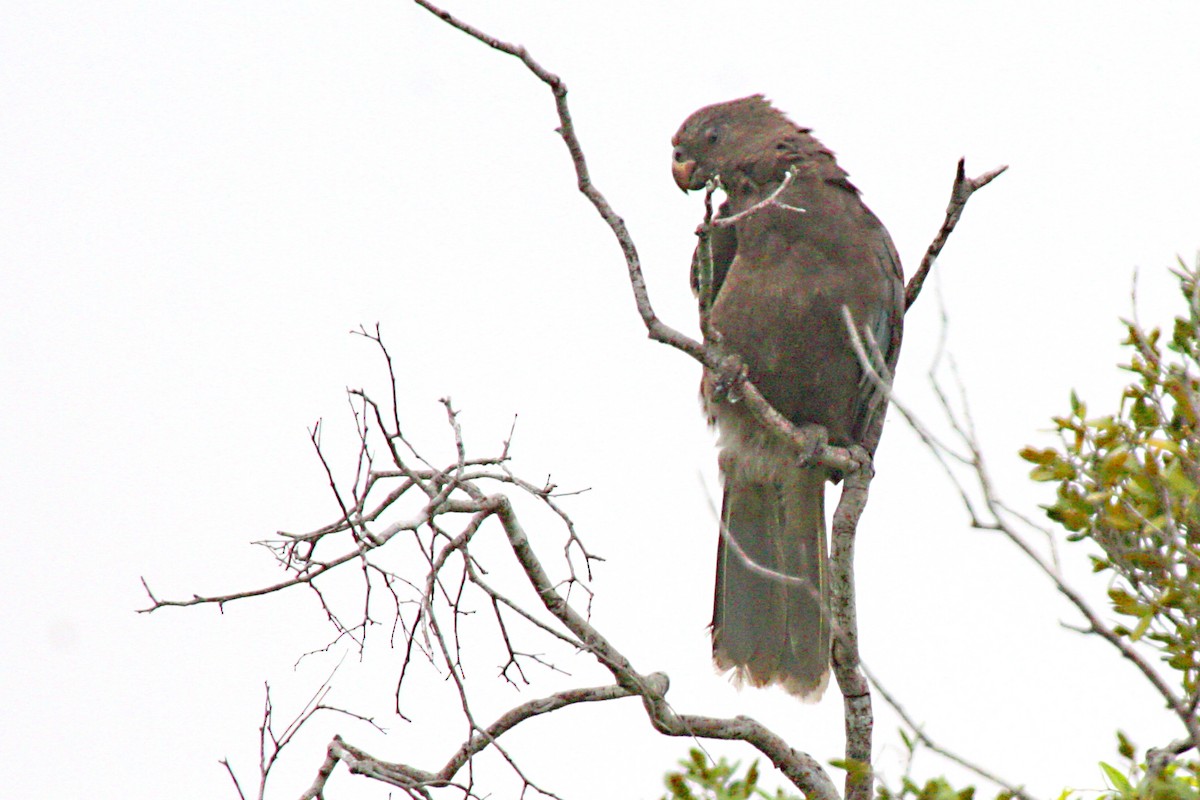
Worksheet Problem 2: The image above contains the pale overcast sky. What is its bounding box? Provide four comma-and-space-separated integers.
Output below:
3, 2, 1199, 798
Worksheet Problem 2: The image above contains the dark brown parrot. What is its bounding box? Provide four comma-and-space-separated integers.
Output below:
672, 95, 904, 700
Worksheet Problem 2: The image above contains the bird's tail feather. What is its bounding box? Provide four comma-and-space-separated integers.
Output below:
712, 465, 829, 701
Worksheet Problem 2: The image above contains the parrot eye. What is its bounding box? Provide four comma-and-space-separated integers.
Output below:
673, 148, 687, 163
705, 127, 720, 145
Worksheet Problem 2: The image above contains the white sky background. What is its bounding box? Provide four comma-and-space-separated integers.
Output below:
2, 2, 1199, 798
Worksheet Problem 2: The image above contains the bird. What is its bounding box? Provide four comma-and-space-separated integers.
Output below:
671, 95, 904, 700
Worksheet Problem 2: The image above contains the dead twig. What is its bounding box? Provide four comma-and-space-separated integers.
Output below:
905, 159, 1008, 310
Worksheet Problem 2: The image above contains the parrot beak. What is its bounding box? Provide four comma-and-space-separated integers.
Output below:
672, 158, 698, 192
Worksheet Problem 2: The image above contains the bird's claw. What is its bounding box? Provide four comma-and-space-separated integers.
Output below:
792, 423, 828, 468
845, 444, 874, 479
711, 354, 747, 404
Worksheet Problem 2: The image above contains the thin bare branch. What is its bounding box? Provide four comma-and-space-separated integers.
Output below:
711, 167, 806, 227
829, 460, 874, 800
893, 310, 1200, 755
905, 159, 1008, 310
219, 758, 247, 800
865, 665, 1036, 800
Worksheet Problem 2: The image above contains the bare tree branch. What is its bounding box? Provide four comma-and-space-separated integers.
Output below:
711, 167, 807, 226
905, 159, 1008, 311
865, 664, 1036, 800
829, 459, 874, 800
220, 758, 248, 800
893, 309, 1200, 762
148, 332, 842, 798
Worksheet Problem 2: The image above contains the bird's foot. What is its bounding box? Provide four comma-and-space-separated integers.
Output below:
845, 444, 875, 480
791, 423, 828, 468
709, 353, 747, 404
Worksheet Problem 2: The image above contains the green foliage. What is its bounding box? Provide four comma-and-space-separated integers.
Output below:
830, 758, 874, 789
875, 775, 977, 800
871, 727, 997, 800
662, 749, 799, 800
661, 745, 989, 800
1020, 258, 1200, 700
1094, 732, 1200, 800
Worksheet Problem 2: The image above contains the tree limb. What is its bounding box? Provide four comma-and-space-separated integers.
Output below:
905, 159, 1008, 311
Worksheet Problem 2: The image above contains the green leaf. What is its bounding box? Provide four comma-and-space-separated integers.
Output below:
1071, 390, 1086, 417
1130, 611, 1152, 641
1020, 446, 1061, 465
1100, 762, 1134, 796
1116, 730, 1136, 761
1132, 396, 1158, 428
1109, 588, 1146, 616
829, 758, 871, 784
1167, 652, 1196, 670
